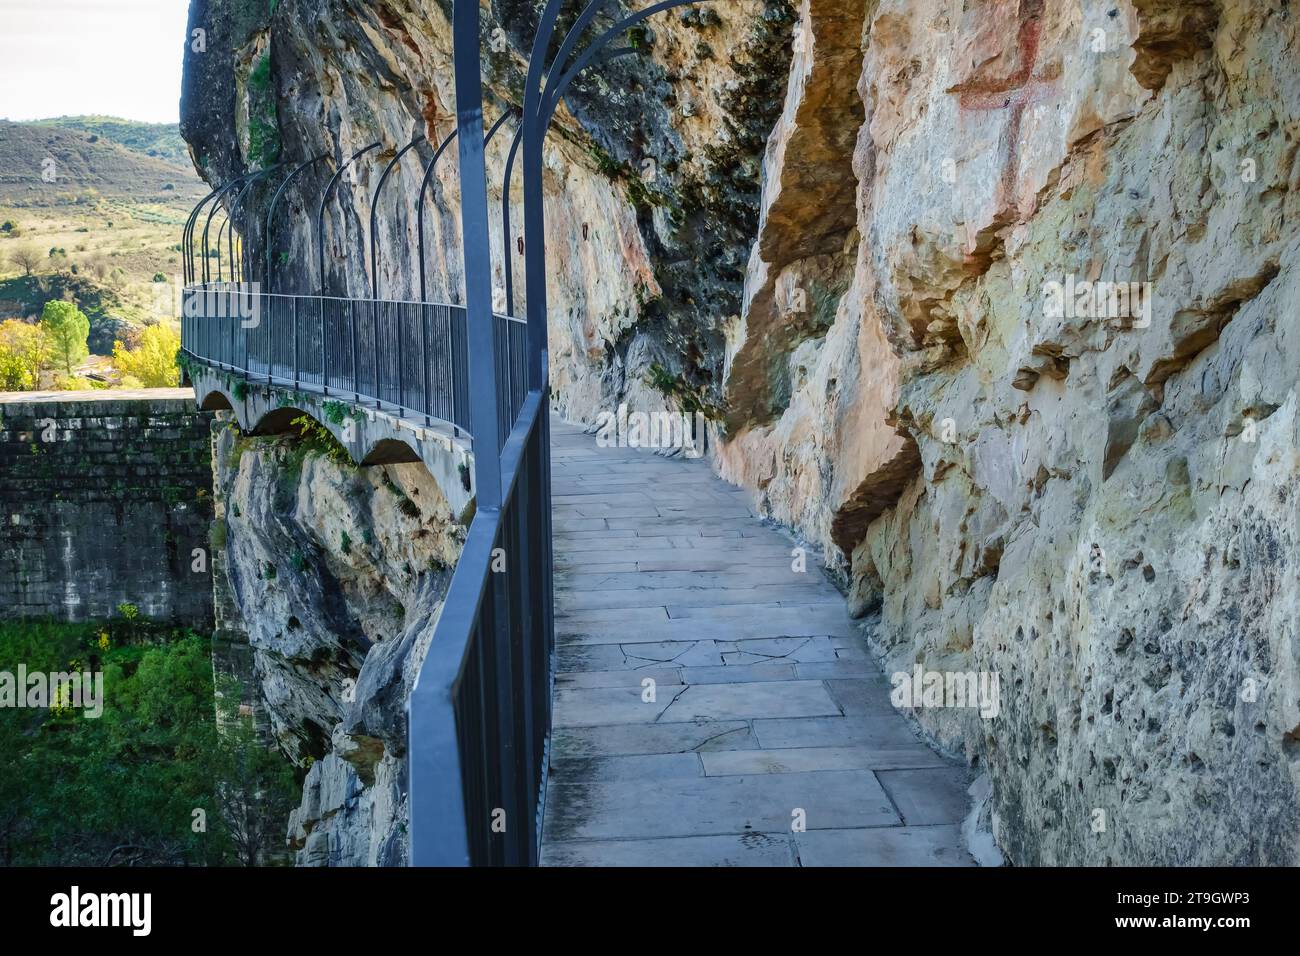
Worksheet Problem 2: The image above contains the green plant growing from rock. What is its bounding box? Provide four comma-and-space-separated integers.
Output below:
288, 414, 351, 465
644, 362, 723, 421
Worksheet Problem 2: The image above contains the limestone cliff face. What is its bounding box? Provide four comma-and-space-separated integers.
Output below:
211, 420, 462, 865
721, 0, 1300, 865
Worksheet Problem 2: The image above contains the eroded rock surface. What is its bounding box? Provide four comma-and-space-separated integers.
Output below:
721, 0, 1300, 865
211, 420, 462, 865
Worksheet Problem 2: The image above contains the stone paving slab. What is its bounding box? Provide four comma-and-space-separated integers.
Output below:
549, 753, 704, 782
876, 768, 973, 825
700, 745, 952, 776
795, 825, 976, 867
543, 771, 901, 842
541, 419, 974, 867
553, 720, 759, 758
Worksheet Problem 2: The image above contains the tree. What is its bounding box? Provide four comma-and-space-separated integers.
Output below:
0, 319, 48, 390
8, 244, 41, 276
212, 708, 298, 866
113, 322, 180, 387
82, 254, 110, 282
39, 300, 89, 374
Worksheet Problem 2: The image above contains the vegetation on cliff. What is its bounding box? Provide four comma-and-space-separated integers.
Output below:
0, 618, 297, 866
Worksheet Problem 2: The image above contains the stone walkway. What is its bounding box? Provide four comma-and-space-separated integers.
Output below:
540, 420, 975, 866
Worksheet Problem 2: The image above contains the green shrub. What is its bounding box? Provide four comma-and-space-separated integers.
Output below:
0, 620, 297, 865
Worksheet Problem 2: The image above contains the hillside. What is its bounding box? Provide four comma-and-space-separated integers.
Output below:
23, 116, 191, 166
0, 118, 206, 356
0, 120, 204, 207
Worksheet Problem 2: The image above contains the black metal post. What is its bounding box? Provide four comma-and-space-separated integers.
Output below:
370, 135, 426, 302
317, 142, 380, 396
265, 154, 328, 291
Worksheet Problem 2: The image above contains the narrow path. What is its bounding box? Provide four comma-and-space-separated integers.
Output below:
540, 419, 974, 866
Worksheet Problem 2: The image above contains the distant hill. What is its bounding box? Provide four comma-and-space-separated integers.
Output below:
23, 116, 192, 166
0, 120, 204, 207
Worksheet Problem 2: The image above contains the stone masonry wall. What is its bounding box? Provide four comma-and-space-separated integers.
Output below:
0, 389, 215, 627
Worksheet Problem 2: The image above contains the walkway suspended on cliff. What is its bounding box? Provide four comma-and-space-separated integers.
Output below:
540, 421, 974, 866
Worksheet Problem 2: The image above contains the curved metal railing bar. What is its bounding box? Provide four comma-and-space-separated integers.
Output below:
183, 187, 221, 286
416, 127, 461, 305
228, 164, 287, 284
201, 176, 252, 284
540, 2, 706, 125
538, 0, 615, 117
316, 141, 381, 297
415, 111, 515, 304
265, 154, 328, 290
501, 46, 634, 316
215, 213, 230, 282
370, 135, 426, 302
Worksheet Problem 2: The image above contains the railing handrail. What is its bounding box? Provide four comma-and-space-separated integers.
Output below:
408, 386, 547, 866
179, 287, 534, 442
181, 283, 528, 325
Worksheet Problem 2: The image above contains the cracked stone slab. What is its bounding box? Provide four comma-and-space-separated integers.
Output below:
542, 770, 900, 843
824, 678, 899, 715
557, 567, 831, 591
795, 826, 975, 867
557, 616, 858, 645
549, 753, 705, 782
561, 585, 842, 612
754, 715, 926, 750
676, 662, 798, 684
551, 720, 759, 758
876, 768, 973, 825
556, 667, 684, 689
553, 686, 674, 727
659, 680, 842, 722
795, 660, 885, 680
700, 745, 952, 775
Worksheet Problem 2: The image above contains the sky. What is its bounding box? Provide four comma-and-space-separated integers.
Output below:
0, 0, 190, 123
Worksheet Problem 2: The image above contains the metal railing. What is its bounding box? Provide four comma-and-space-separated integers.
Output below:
180, 285, 529, 443
409, 388, 554, 865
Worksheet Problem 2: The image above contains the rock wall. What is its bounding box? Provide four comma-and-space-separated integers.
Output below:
180, 0, 794, 422
209, 416, 463, 865
719, 0, 1300, 865
0, 390, 214, 627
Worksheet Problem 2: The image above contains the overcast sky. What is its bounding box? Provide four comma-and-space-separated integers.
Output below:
0, 0, 190, 123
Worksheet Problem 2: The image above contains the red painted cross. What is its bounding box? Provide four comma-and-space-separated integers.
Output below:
947, 0, 1059, 214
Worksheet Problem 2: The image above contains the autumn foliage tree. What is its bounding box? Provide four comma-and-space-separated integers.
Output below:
113, 322, 180, 387
0, 319, 48, 390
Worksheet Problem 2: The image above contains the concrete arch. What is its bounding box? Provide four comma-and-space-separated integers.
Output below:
361, 437, 422, 466
187, 365, 476, 518
250, 405, 314, 436
198, 389, 234, 412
